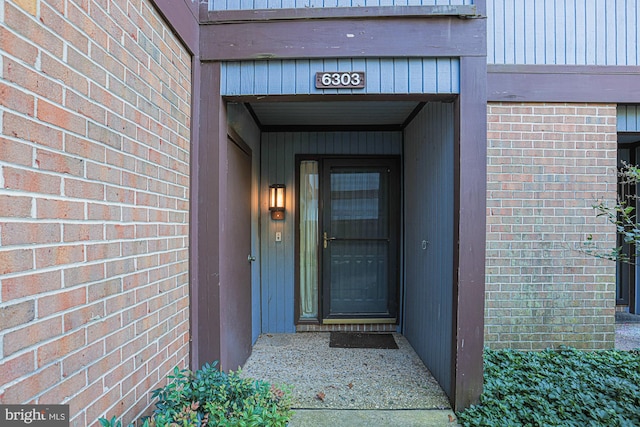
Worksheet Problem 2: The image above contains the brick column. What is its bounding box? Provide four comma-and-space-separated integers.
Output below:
485, 102, 617, 350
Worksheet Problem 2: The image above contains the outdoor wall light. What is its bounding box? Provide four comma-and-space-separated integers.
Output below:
269, 184, 286, 220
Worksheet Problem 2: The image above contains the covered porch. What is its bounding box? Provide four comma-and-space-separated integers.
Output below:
241, 332, 449, 410
191, 43, 486, 414
192, 89, 485, 412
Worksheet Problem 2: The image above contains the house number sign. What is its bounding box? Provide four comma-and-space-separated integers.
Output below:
315, 72, 365, 89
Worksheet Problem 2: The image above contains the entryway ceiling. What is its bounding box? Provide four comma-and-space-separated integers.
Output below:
619, 133, 640, 144
248, 101, 422, 127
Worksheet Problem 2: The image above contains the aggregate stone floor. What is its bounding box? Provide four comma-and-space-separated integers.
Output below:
615, 312, 640, 351
241, 332, 451, 410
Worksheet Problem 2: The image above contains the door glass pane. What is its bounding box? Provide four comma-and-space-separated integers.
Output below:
330, 169, 389, 239
299, 161, 319, 318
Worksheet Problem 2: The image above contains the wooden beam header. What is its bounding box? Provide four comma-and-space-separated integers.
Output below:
200, 17, 486, 61
488, 65, 640, 104
203, 5, 478, 23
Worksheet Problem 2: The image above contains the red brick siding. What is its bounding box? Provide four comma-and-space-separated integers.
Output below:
0, 1, 191, 425
486, 103, 617, 350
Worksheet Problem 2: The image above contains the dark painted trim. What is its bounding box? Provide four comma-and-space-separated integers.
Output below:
191, 62, 224, 369
225, 94, 457, 103
149, 0, 199, 55
488, 65, 640, 103
452, 93, 461, 404
204, 5, 477, 23
200, 17, 486, 60
453, 55, 486, 411
244, 103, 263, 130
401, 102, 427, 129
189, 57, 201, 371
228, 126, 252, 157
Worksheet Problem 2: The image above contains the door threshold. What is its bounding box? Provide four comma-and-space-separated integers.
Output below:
322, 318, 396, 325
296, 323, 396, 332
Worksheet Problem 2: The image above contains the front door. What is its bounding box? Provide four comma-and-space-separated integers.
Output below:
321, 158, 399, 321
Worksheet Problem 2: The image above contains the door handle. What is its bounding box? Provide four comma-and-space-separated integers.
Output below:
247, 254, 256, 262
323, 232, 336, 249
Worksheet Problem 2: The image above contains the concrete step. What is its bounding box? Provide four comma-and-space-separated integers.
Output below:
288, 409, 461, 427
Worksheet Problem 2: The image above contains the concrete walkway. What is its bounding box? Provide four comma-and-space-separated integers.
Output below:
242, 333, 450, 410
241, 333, 460, 426
288, 409, 460, 427
242, 320, 640, 427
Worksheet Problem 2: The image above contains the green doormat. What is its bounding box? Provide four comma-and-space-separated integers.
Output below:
329, 332, 398, 349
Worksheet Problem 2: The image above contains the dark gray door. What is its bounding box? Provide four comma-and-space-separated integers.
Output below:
321, 158, 399, 320
221, 136, 252, 370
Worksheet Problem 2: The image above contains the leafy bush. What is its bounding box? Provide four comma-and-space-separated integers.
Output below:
581, 161, 640, 264
457, 347, 640, 427
99, 361, 292, 427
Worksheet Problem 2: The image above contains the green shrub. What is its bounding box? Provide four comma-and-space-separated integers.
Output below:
99, 361, 292, 427
457, 347, 640, 427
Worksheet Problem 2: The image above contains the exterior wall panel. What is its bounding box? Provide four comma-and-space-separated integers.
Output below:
403, 102, 455, 398
260, 131, 402, 333
488, 0, 640, 65
221, 58, 460, 96
211, 0, 473, 11
618, 105, 640, 133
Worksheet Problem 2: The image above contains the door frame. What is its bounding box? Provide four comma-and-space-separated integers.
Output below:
294, 154, 401, 325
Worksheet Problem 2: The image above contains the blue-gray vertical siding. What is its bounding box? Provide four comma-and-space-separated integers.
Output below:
260, 131, 402, 333
221, 58, 460, 96
618, 105, 640, 132
227, 104, 263, 344
488, 0, 639, 65
211, 0, 473, 11
402, 102, 454, 397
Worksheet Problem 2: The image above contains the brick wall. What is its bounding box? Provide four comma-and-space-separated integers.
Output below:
486, 102, 617, 350
0, 1, 191, 425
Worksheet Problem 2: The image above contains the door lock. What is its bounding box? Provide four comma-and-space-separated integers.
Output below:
323, 232, 336, 249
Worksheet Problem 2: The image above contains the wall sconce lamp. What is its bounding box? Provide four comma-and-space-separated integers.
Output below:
269, 184, 286, 220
